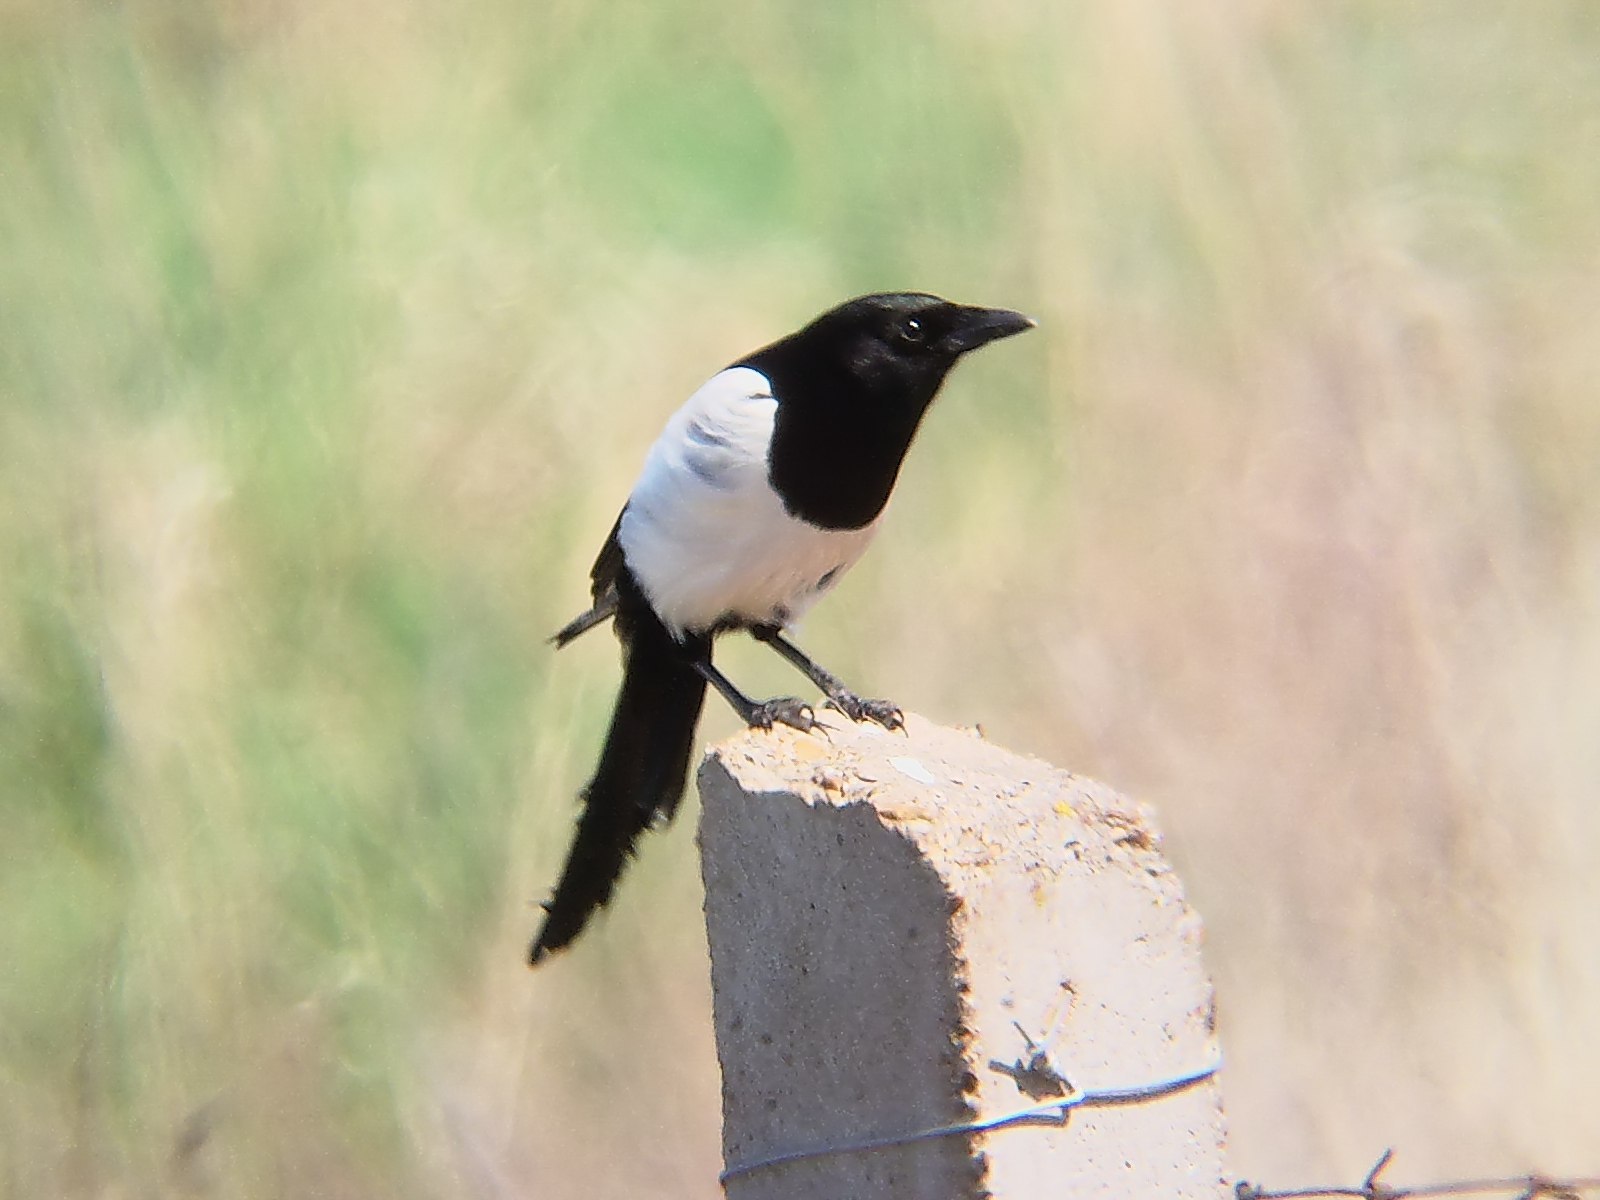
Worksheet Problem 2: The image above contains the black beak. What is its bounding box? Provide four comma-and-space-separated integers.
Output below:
940, 305, 1037, 355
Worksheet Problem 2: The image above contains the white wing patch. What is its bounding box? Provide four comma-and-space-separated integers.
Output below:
620, 367, 879, 637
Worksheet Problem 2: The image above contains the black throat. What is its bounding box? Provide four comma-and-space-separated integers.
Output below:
741, 346, 941, 532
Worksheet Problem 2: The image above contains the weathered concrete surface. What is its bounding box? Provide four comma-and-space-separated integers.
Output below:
698, 712, 1227, 1199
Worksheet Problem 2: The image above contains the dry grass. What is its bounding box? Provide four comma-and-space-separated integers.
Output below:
3, 0, 1598, 1195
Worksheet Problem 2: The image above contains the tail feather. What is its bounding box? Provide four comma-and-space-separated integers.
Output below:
530, 612, 707, 964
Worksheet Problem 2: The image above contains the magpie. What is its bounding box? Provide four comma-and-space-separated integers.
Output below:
530, 292, 1034, 965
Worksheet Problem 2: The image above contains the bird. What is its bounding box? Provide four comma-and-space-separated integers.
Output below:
530, 291, 1035, 965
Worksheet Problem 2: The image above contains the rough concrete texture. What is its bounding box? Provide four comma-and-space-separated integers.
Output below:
698, 712, 1227, 1199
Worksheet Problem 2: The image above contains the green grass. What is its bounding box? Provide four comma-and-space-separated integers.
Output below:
3, 1, 1600, 1195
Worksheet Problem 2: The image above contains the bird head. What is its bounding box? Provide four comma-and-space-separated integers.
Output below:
791, 292, 1036, 407
744, 292, 1036, 530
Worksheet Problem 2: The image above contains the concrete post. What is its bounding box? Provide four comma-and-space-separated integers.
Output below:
697, 713, 1227, 1198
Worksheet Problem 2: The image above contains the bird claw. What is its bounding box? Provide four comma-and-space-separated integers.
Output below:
826, 692, 905, 731
747, 697, 818, 733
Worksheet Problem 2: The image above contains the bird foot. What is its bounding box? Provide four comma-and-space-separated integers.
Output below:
826, 691, 905, 731
746, 696, 818, 733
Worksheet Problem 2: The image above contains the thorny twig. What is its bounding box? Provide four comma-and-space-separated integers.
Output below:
1237, 1147, 1599, 1200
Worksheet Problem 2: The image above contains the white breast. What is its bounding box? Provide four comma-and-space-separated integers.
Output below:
619, 367, 880, 638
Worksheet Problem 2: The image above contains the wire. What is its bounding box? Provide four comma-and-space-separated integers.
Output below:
719, 1054, 1221, 1184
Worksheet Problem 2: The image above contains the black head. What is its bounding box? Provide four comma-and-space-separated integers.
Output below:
740, 292, 1035, 530
760, 292, 1035, 408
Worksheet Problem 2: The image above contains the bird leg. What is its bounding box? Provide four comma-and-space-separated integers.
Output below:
750, 627, 905, 731
690, 654, 818, 733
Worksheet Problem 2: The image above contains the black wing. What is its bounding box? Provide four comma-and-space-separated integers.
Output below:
550, 511, 624, 647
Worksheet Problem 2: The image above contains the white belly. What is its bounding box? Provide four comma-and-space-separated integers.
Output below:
618, 367, 880, 637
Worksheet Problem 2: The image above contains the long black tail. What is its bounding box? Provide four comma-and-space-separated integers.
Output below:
530, 606, 708, 965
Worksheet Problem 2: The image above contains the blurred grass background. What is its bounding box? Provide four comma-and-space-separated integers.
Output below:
3, 0, 1598, 1195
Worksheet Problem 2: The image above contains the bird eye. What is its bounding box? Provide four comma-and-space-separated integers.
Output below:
895, 316, 928, 346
